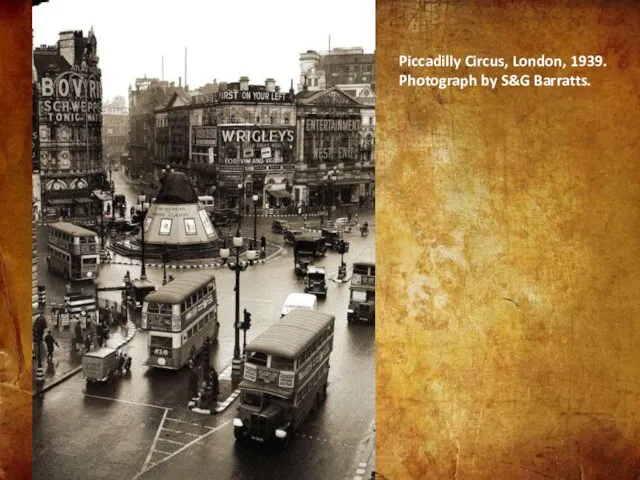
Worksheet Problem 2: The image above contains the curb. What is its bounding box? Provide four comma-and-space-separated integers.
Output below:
103, 244, 285, 270
32, 320, 138, 397
187, 365, 241, 415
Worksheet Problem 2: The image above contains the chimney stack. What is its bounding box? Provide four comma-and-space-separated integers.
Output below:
240, 76, 249, 91
58, 30, 77, 66
265, 78, 275, 92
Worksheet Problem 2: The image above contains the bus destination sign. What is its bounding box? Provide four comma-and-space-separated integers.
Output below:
257, 368, 279, 384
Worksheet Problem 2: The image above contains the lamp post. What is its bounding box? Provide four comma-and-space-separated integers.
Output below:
252, 194, 259, 249
219, 229, 257, 381
237, 183, 244, 232
138, 193, 150, 280
162, 243, 169, 286
123, 270, 130, 326
323, 168, 339, 221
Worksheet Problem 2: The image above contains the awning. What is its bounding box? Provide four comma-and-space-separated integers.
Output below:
74, 197, 94, 204
267, 189, 291, 199
47, 198, 74, 206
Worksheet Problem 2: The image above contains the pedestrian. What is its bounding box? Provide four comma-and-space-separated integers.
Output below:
347, 210, 352, 224
73, 320, 83, 352
355, 213, 359, 225
208, 367, 219, 400
84, 333, 93, 353
260, 236, 266, 259
187, 360, 199, 399
44, 330, 59, 362
245, 203, 250, 216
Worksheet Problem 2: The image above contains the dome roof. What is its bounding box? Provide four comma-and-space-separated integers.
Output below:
155, 172, 199, 204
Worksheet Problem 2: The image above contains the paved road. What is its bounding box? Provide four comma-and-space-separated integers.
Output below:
33, 208, 375, 479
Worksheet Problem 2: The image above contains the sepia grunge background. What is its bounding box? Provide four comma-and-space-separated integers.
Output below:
0, 0, 33, 479
376, 1, 640, 479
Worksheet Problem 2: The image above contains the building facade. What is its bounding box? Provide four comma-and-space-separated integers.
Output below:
298, 47, 375, 92
33, 28, 106, 225
156, 77, 297, 209
102, 95, 128, 176
294, 86, 374, 208
127, 77, 184, 184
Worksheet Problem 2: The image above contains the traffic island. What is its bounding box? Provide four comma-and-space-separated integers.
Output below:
187, 365, 241, 415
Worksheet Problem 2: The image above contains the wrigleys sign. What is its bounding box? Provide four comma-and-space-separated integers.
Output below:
39, 70, 102, 123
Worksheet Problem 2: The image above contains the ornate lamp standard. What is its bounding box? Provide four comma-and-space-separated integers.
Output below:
219, 228, 257, 381
138, 193, 151, 280
252, 194, 259, 249
162, 243, 169, 286
323, 168, 340, 221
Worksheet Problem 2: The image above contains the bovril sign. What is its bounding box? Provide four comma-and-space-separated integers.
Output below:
40, 71, 102, 123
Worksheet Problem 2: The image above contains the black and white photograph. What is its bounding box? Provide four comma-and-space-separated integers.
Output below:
31, 0, 375, 478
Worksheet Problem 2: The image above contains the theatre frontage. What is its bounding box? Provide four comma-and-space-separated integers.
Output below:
293, 87, 375, 209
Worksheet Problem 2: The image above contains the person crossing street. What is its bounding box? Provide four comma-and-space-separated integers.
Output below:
44, 330, 59, 362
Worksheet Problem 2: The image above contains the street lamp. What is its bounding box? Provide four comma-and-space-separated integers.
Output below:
138, 193, 150, 280
237, 183, 244, 232
219, 229, 257, 381
323, 168, 340, 221
162, 243, 169, 286
252, 194, 259, 249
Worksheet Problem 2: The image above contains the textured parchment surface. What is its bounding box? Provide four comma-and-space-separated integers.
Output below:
377, 1, 640, 479
0, 1, 33, 479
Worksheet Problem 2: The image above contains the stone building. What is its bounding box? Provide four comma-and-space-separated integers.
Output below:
102, 95, 128, 176
127, 77, 184, 184
294, 86, 374, 208
156, 77, 296, 209
33, 28, 107, 225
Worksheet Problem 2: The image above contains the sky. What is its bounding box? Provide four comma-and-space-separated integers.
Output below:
33, 0, 375, 103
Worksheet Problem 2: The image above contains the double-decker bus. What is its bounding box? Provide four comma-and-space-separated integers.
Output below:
347, 250, 375, 324
141, 271, 219, 369
234, 310, 335, 447
46, 222, 100, 281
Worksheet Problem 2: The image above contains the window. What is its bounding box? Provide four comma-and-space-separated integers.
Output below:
184, 218, 197, 235
247, 351, 268, 366
159, 219, 172, 235
270, 356, 294, 370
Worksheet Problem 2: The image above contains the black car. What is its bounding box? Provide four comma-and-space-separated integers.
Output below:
304, 266, 327, 298
321, 229, 350, 252
293, 235, 326, 275
271, 219, 290, 234
284, 229, 304, 246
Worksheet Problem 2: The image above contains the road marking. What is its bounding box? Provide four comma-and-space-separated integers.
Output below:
154, 450, 172, 456
134, 420, 230, 478
82, 393, 173, 411
164, 417, 215, 430
138, 408, 169, 477
157, 438, 185, 446
161, 427, 200, 437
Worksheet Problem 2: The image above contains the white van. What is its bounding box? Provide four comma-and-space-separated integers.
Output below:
198, 196, 215, 213
281, 293, 318, 317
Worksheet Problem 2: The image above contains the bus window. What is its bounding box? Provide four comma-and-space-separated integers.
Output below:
270, 356, 294, 370
247, 351, 268, 366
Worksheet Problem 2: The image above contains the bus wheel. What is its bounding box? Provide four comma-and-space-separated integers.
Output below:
322, 383, 328, 402
277, 427, 293, 450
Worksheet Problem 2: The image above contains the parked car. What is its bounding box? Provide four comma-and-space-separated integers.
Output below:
304, 266, 327, 298
271, 219, 290, 234
284, 229, 304, 246
321, 229, 350, 251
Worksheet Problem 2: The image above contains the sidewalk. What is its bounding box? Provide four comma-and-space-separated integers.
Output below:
32, 318, 137, 396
